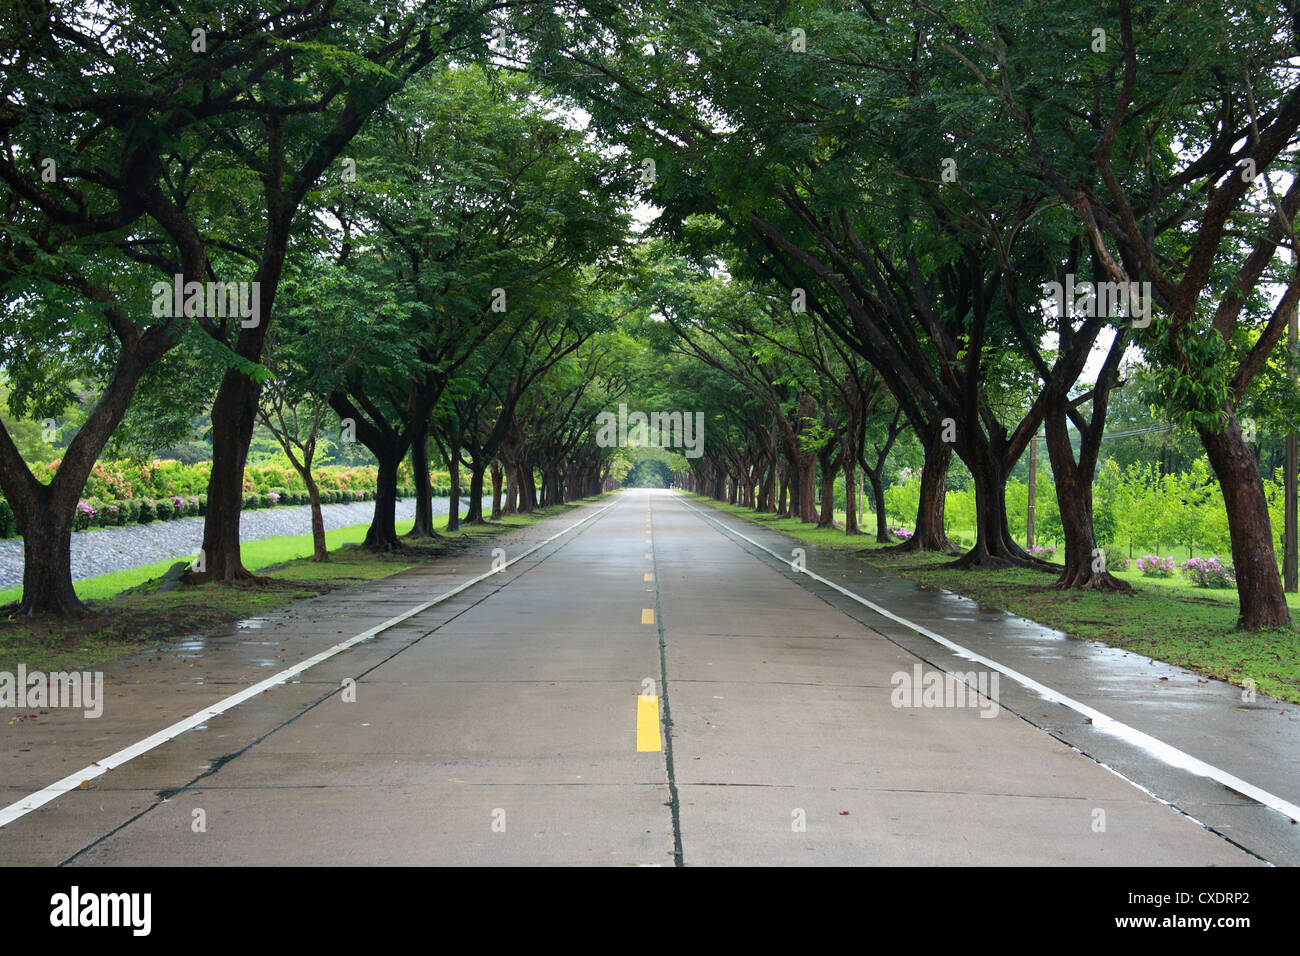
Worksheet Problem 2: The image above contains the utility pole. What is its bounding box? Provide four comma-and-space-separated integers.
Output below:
1286, 286, 1298, 592
1027, 434, 1037, 550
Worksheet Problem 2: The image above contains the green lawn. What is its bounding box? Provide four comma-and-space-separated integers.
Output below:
0, 499, 602, 675
685, 493, 1300, 704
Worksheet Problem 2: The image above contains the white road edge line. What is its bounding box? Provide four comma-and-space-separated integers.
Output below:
0, 497, 618, 829
677, 494, 1300, 825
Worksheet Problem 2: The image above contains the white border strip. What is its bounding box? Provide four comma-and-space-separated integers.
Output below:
0, 498, 617, 828
678, 494, 1300, 824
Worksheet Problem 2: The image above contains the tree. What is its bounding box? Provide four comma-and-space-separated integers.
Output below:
189, 1, 526, 579
326, 66, 631, 547
931, 0, 1300, 625
255, 261, 389, 561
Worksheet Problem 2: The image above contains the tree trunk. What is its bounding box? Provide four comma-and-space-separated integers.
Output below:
1043, 399, 1128, 590
17, 513, 82, 616
798, 452, 816, 523
464, 464, 485, 523
406, 426, 437, 539
945, 437, 1046, 570
817, 458, 836, 528
758, 458, 774, 512
871, 472, 889, 543
364, 451, 402, 551
199, 368, 260, 579
1198, 413, 1291, 630
518, 463, 536, 513
305, 474, 328, 562
892, 432, 957, 553
491, 462, 504, 519
504, 461, 518, 515
843, 459, 859, 534
786, 454, 802, 517
446, 453, 461, 532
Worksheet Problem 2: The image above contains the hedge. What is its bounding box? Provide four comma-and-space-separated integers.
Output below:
0, 460, 480, 538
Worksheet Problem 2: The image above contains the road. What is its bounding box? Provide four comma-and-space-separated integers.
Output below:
1, 489, 1292, 865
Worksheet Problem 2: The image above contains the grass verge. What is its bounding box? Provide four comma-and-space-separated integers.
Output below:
0, 497, 604, 675
683, 492, 1300, 704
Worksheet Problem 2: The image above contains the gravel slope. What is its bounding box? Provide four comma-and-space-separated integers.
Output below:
0, 496, 486, 588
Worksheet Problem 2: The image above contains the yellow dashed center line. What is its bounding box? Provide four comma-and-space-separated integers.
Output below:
637, 499, 666, 758
637, 695, 662, 752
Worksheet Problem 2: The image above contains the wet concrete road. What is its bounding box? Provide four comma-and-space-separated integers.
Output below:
0, 490, 1293, 865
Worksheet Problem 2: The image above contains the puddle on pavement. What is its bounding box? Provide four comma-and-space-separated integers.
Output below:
171, 635, 209, 660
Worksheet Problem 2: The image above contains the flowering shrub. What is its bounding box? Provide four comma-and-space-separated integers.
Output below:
74, 501, 97, 531
76, 458, 383, 500
1181, 556, 1236, 589
1027, 543, 1056, 559
1136, 554, 1175, 577
888, 526, 913, 541
86, 462, 135, 500
0, 463, 455, 538
1102, 549, 1130, 571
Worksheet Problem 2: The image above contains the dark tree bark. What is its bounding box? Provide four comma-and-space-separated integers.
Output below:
464, 464, 486, 523
870, 470, 888, 542
365, 449, 403, 551
1199, 413, 1291, 629
15, 516, 78, 617
944, 435, 1045, 570
446, 451, 461, 532
519, 462, 537, 513
406, 424, 438, 540
757, 457, 774, 512
891, 431, 957, 553
842, 451, 861, 535
200, 369, 264, 577
491, 462, 504, 519
1045, 432, 1118, 589
504, 460, 518, 514
817, 451, 839, 528
305, 477, 328, 562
